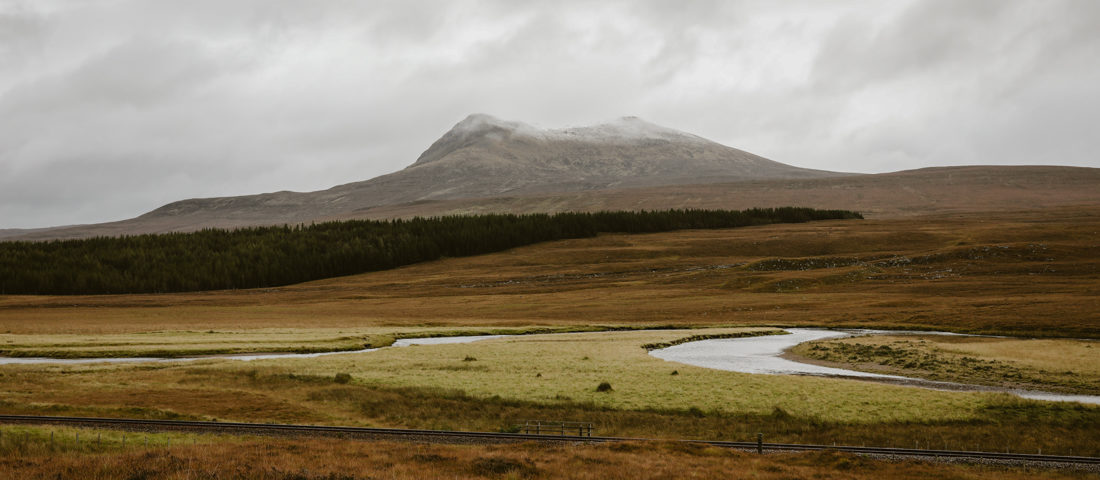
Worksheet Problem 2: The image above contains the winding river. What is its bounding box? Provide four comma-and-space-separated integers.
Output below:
0, 335, 505, 365
3, 328, 1097, 405
649, 328, 1100, 405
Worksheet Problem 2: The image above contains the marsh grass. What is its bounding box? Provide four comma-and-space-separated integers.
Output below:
0, 433, 1093, 479
0, 325, 670, 359
0, 329, 1096, 455
282, 329, 996, 423
791, 335, 1100, 394
640, 329, 785, 350
0, 425, 232, 456
0, 330, 388, 359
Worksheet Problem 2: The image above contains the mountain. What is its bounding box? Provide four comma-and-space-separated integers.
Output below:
403, 114, 835, 190
4, 114, 1099, 241
1, 114, 841, 239
341, 165, 1100, 220
140, 114, 837, 223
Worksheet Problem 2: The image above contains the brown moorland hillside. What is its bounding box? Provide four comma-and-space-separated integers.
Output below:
345, 165, 1100, 220
1, 205, 1097, 464
4, 165, 1095, 241
1, 205, 1096, 337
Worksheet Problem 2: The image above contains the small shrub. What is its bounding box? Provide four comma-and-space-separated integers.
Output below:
470, 457, 538, 477
412, 453, 454, 463
462, 355, 477, 362
333, 373, 352, 384
608, 442, 645, 453
596, 382, 613, 392
670, 370, 679, 376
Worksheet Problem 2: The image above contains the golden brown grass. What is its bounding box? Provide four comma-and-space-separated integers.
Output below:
1, 329, 1097, 456
0, 424, 234, 452
1, 207, 1097, 337
790, 335, 1100, 394
0, 427, 1094, 480
0, 326, 615, 358
0, 206, 1098, 466
285, 330, 988, 423
0, 329, 1035, 424
0, 330, 381, 358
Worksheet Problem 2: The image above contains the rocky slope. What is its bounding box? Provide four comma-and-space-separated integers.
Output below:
140, 114, 838, 223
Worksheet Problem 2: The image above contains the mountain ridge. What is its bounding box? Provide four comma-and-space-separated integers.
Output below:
4, 114, 1098, 241
128, 113, 837, 224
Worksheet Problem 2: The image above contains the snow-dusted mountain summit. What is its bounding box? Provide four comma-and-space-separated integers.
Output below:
142, 114, 836, 222
4, 114, 849, 238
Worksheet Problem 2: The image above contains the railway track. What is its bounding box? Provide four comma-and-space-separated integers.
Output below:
2, 414, 1097, 466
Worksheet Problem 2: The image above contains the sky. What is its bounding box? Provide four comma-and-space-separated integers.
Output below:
1, 1, 1098, 229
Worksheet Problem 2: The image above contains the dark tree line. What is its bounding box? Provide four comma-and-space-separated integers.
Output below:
0, 208, 861, 295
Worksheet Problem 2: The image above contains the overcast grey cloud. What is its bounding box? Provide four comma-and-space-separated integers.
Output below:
1, 0, 1097, 228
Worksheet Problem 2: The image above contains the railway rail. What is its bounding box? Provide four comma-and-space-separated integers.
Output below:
2, 414, 1097, 466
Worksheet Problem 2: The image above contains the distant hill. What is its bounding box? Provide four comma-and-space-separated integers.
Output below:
3, 114, 1099, 241
340, 165, 1100, 221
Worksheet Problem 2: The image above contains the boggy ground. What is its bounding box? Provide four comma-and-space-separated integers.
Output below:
790, 335, 1100, 395
1, 329, 1097, 456
0, 426, 1095, 480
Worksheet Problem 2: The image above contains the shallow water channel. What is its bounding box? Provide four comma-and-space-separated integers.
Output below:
3, 328, 1097, 405
0, 335, 504, 366
649, 328, 1100, 405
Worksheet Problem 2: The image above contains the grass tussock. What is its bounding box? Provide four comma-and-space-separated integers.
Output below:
333, 373, 352, 384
